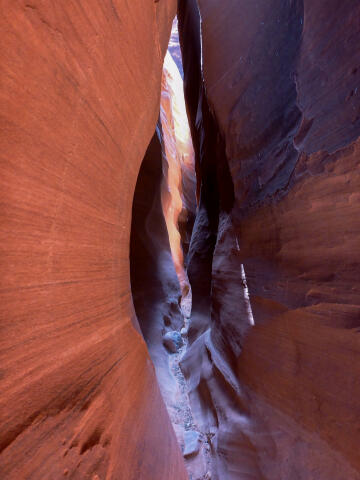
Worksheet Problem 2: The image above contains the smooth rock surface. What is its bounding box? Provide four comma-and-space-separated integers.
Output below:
0, 2, 188, 479
183, 430, 200, 458
179, 1, 360, 479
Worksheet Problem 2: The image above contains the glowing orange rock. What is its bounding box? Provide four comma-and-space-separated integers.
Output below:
160, 51, 195, 294
0, 2, 188, 479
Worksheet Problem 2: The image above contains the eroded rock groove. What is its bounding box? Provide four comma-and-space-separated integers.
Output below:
1, 2, 360, 479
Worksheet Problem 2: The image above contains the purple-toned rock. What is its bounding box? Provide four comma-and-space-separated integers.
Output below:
183, 430, 200, 457
163, 331, 184, 353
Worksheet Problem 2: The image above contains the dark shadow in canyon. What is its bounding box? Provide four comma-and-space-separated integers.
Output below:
130, 124, 183, 394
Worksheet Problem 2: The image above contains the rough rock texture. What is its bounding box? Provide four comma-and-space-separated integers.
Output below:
179, 0, 360, 479
0, 2, 188, 479
163, 331, 184, 353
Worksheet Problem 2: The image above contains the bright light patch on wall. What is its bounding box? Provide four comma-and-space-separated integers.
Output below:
241, 264, 255, 326
160, 21, 195, 295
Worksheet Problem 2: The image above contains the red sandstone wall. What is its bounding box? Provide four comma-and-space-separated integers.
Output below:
180, 0, 360, 478
0, 1, 188, 479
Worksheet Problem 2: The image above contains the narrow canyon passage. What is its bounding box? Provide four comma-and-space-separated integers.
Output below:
133, 4, 360, 480
1, 2, 360, 480
130, 19, 211, 479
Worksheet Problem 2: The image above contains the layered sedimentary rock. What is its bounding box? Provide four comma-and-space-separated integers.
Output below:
2, 0, 359, 478
0, 2, 188, 479
179, 0, 360, 479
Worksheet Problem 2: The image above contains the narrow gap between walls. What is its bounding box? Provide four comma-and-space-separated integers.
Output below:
158, 17, 213, 479
130, 16, 211, 480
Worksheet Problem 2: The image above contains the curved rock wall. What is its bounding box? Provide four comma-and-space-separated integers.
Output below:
2, 0, 359, 478
179, 0, 360, 479
0, 2, 188, 479
160, 51, 195, 293
130, 125, 184, 410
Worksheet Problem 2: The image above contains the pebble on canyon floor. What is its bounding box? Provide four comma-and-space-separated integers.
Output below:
183, 430, 200, 457
163, 331, 183, 353
180, 327, 188, 336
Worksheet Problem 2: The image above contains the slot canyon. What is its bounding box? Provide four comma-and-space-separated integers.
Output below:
1, 1, 360, 479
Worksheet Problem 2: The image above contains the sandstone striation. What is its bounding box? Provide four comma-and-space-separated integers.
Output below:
0, 1, 188, 479
179, 0, 360, 479
1, 0, 360, 479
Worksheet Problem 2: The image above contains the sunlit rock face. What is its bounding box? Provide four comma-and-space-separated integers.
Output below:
165, 18, 197, 263
130, 20, 195, 407
168, 17, 184, 79
160, 50, 196, 292
0, 2, 188, 479
179, 0, 360, 479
